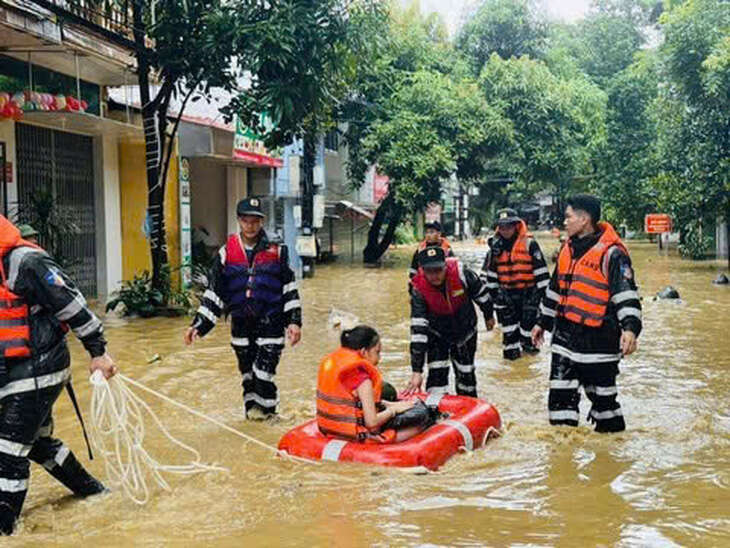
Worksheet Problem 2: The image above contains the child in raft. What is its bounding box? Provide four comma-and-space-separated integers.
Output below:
316, 325, 437, 443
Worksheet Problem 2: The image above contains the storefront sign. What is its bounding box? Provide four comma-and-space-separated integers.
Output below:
645, 213, 672, 234
179, 157, 192, 288
233, 115, 283, 167
296, 234, 317, 258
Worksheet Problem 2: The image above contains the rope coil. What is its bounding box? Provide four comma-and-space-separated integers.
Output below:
89, 371, 317, 505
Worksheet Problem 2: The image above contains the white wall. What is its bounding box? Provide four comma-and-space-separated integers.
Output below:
226, 165, 247, 235
97, 133, 123, 299
0, 120, 18, 212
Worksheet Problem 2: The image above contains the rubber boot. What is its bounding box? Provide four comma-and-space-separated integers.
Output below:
47, 453, 107, 497
503, 348, 521, 360
0, 499, 21, 536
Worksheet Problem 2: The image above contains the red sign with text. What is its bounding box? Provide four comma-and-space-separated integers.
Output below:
645, 214, 672, 234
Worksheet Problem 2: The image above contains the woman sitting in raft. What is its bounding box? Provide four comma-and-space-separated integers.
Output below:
317, 325, 437, 443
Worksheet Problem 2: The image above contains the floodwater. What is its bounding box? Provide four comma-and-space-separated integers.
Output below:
8, 236, 730, 547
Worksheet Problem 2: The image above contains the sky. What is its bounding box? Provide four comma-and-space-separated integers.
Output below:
415, 0, 592, 35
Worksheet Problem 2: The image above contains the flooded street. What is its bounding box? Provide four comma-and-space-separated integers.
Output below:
9, 236, 730, 547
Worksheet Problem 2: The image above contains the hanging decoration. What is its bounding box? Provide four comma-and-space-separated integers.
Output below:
0, 90, 88, 120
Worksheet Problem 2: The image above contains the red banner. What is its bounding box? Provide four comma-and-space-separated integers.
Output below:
645, 214, 672, 234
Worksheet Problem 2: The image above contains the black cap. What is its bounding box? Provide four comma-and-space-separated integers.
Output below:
418, 246, 446, 269
236, 197, 265, 218
566, 194, 601, 224
495, 208, 521, 226
424, 220, 442, 232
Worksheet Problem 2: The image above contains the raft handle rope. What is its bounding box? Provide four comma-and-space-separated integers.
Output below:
89, 372, 317, 505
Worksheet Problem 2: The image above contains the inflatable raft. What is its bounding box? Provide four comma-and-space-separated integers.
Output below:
278, 392, 501, 470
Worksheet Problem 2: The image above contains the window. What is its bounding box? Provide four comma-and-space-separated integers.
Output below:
324, 129, 339, 152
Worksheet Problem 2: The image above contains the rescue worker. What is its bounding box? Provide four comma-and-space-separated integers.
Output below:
408, 221, 454, 280
17, 225, 38, 246
531, 194, 641, 433
481, 208, 550, 360
184, 197, 302, 420
0, 215, 115, 535
316, 325, 434, 443
404, 247, 492, 397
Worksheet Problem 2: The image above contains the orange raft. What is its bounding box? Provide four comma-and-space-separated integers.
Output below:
278, 392, 501, 470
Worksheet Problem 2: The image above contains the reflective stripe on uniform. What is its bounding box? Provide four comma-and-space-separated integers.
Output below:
411, 334, 428, 344
533, 267, 549, 276
537, 279, 549, 288
520, 328, 532, 338
501, 324, 518, 333
0, 477, 28, 493
282, 281, 298, 294
231, 337, 249, 347
244, 393, 278, 408
551, 344, 620, 364
73, 316, 102, 338
284, 300, 301, 312
545, 289, 560, 302
540, 302, 556, 317
617, 307, 641, 321
252, 366, 275, 382
550, 379, 580, 389
0, 367, 70, 400
321, 439, 348, 461
549, 410, 579, 422
589, 408, 623, 420
55, 294, 87, 321
54, 444, 70, 467
198, 306, 217, 324
0, 438, 32, 457
504, 343, 521, 351
203, 290, 224, 309
611, 290, 639, 304
256, 337, 285, 346
411, 318, 429, 327
427, 360, 450, 370
584, 385, 618, 396
453, 361, 474, 374
442, 419, 473, 451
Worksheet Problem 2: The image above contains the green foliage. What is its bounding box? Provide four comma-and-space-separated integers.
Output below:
394, 223, 417, 245
478, 55, 606, 195
106, 271, 163, 318
678, 220, 713, 259
106, 267, 193, 317
456, 0, 548, 74
14, 190, 80, 268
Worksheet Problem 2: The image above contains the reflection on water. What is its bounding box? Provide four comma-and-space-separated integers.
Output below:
9, 237, 730, 546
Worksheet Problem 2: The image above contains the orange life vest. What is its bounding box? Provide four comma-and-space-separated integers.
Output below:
411, 258, 468, 316
494, 221, 535, 289
0, 217, 42, 359
418, 237, 452, 256
556, 222, 627, 328
316, 347, 383, 441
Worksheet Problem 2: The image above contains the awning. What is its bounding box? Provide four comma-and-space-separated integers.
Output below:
336, 200, 374, 220
186, 153, 281, 169
19, 111, 141, 138
232, 149, 283, 168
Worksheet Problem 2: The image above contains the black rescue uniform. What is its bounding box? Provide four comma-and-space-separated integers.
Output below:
191, 230, 301, 416
537, 223, 642, 432
0, 220, 106, 534
481, 223, 550, 359
410, 256, 492, 396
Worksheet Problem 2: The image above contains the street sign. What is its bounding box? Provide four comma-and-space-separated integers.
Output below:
645, 213, 672, 234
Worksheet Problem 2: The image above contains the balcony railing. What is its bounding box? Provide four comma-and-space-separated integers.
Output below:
32, 0, 136, 46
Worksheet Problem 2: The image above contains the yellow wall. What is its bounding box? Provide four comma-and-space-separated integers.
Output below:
119, 140, 181, 286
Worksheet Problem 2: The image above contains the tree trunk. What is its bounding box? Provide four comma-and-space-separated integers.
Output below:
363, 193, 403, 265
133, 0, 169, 294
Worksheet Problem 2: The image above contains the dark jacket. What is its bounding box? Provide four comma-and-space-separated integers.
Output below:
537, 231, 642, 337
4, 246, 106, 372
192, 230, 302, 336
409, 260, 491, 372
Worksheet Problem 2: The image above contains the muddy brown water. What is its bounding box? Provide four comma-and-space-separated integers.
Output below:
7, 237, 730, 546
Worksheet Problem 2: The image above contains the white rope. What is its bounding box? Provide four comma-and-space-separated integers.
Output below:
89, 371, 317, 504
89, 370, 226, 505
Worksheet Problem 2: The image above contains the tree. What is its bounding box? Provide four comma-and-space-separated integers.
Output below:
478, 54, 607, 211
590, 52, 659, 229
650, 0, 730, 264
456, 0, 548, 74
